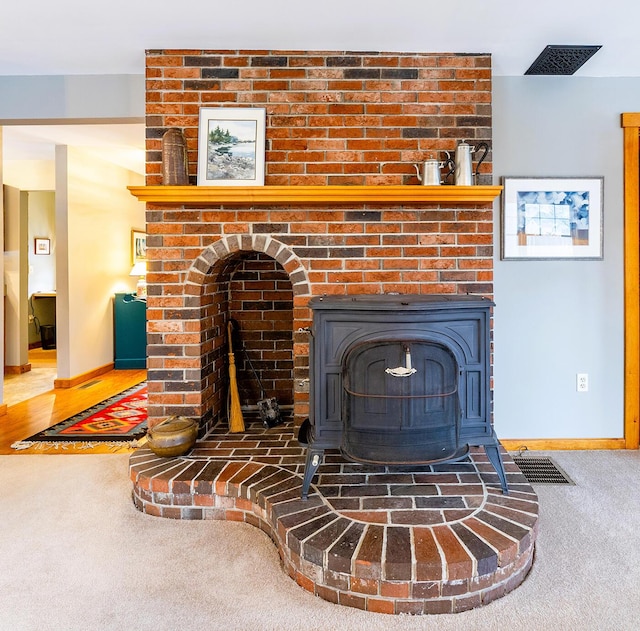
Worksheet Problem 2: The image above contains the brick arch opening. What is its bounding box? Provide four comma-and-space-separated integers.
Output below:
148, 235, 311, 432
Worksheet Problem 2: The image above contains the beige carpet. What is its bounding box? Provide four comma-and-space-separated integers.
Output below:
0, 450, 639, 631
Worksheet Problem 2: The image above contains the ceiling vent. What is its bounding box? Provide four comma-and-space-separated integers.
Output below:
525, 45, 602, 75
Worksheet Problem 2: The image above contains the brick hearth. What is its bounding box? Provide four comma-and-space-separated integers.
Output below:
130, 420, 538, 615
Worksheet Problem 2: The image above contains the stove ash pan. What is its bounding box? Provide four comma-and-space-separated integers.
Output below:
299, 294, 509, 499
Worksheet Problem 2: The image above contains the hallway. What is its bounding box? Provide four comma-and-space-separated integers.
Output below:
0, 366, 146, 454
3, 347, 58, 407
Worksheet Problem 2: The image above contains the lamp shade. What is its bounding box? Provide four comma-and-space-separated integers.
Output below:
130, 261, 147, 277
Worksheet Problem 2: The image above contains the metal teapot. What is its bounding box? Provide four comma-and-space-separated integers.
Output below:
414, 154, 454, 186
453, 140, 489, 185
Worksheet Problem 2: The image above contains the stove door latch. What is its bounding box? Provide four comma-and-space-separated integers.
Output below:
385, 344, 417, 378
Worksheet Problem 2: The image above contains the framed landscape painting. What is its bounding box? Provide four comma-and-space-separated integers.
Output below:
501, 176, 604, 260
197, 107, 266, 186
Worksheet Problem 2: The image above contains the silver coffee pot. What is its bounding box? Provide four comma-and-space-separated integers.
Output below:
414, 154, 454, 186
453, 140, 489, 185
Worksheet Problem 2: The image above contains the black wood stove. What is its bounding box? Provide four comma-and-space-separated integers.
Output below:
298, 294, 509, 498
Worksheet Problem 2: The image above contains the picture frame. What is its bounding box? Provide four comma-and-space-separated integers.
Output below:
501, 176, 604, 260
131, 229, 147, 264
33, 237, 51, 254
34, 238, 50, 255
197, 107, 266, 186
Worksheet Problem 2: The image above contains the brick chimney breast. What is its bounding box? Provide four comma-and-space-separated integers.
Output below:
142, 49, 494, 430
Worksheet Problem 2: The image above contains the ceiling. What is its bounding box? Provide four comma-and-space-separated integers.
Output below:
2, 0, 637, 78
2, 0, 638, 169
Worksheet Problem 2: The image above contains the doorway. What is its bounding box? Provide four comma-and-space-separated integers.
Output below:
1, 121, 145, 407
2, 189, 57, 405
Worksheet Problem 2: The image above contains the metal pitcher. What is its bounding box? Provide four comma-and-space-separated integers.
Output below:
414, 154, 454, 186
453, 140, 489, 185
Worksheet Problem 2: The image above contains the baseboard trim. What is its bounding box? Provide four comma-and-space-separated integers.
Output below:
54, 362, 114, 389
501, 438, 627, 451
4, 363, 32, 375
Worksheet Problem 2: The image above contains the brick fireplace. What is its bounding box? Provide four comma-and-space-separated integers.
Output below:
129, 49, 538, 614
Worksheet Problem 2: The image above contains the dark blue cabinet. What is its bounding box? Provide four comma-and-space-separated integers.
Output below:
113, 293, 147, 369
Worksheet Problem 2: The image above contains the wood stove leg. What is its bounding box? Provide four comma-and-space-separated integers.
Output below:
483, 442, 509, 495
301, 448, 324, 500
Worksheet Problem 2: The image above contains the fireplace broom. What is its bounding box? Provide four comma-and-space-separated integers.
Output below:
227, 320, 245, 433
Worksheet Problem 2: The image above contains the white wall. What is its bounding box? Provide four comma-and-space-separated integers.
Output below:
3, 161, 55, 190
2, 164, 57, 346
27, 191, 56, 346
2, 71, 639, 439
0, 75, 143, 121
493, 77, 640, 440
28, 191, 56, 295
55, 146, 144, 380
2, 186, 29, 368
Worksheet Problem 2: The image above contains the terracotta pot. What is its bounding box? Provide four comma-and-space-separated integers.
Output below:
146, 416, 198, 457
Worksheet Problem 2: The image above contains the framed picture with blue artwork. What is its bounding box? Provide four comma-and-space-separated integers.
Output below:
501, 176, 604, 260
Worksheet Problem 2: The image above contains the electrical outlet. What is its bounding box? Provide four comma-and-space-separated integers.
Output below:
577, 373, 589, 392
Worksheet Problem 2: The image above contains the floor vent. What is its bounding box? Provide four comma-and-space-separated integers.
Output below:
512, 456, 575, 485
77, 380, 102, 389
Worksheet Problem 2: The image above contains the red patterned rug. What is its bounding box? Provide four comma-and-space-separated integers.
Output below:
12, 383, 147, 448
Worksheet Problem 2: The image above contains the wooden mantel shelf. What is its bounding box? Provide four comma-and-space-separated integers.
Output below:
128, 185, 503, 206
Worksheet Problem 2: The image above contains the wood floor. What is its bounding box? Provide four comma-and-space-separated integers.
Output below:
0, 368, 146, 455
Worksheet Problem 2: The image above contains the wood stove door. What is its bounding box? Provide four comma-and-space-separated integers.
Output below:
342, 341, 462, 464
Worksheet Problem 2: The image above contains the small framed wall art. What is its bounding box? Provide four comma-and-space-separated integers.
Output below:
34, 238, 50, 255
131, 229, 147, 264
197, 107, 266, 186
501, 176, 604, 260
